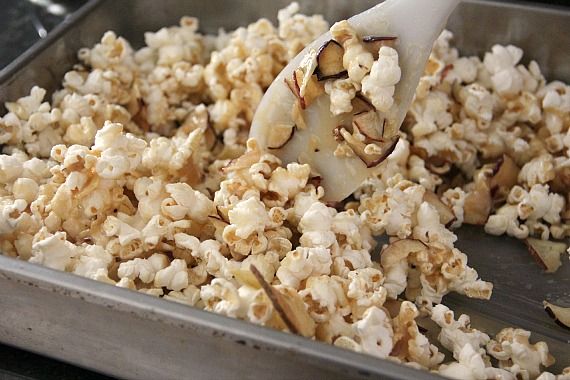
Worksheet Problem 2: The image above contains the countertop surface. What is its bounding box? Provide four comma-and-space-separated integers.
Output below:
0, 0, 568, 379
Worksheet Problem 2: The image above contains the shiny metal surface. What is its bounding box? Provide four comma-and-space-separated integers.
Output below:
0, 0, 88, 70
0, 1, 569, 379
0, 254, 442, 380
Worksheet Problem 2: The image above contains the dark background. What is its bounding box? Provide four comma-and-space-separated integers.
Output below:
0, 0, 568, 379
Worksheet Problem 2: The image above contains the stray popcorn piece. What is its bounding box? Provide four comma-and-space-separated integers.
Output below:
380, 239, 492, 304
486, 328, 555, 379
543, 301, 570, 330
431, 304, 490, 360
438, 343, 511, 380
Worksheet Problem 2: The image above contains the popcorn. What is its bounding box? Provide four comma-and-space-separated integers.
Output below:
392, 301, 444, 369
3, 87, 63, 158
485, 204, 529, 239
226, 197, 270, 239
408, 155, 442, 191
1, 9, 568, 379
331, 20, 374, 83
380, 239, 491, 303
486, 328, 555, 379
361, 47, 401, 113
432, 304, 490, 360
299, 275, 350, 322
442, 187, 467, 228
0, 199, 31, 234
437, 344, 490, 380
359, 176, 426, 239
457, 83, 495, 128
165, 183, 215, 223
164, 285, 201, 306
236, 284, 273, 324
72, 245, 113, 281
154, 258, 189, 291
276, 246, 332, 289
117, 253, 169, 283
324, 78, 357, 115
298, 202, 336, 248
0, 154, 25, 184
200, 278, 241, 318
483, 45, 524, 97
519, 155, 556, 187
103, 216, 141, 246
277, 2, 329, 58
29, 229, 80, 271
353, 306, 394, 359
413, 202, 457, 248
93, 122, 147, 179
268, 163, 311, 199
346, 268, 386, 318
116, 277, 137, 290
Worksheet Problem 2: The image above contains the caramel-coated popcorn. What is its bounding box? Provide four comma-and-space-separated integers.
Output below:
1, 3, 568, 379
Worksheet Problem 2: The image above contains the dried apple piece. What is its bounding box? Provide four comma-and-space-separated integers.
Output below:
308, 175, 322, 188
250, 265, 315, 337
351, 93, 375, 114
267, 124, 296, 150
425, 156, 451, 175
232, 267, 261, 289
383, 299, 404, 318
380, 239, 428, 268
525, 238, 566, 273
551, 166, 570, 193
338, 127, 399, 168
315, 40, 347, 81
490, 154, 519, 190
222, 142, 262, 173
353, 111, 384, 141
543, 301, 570, 330
285, 71, 304, 109
463, 188, 492, 225
301, 74, 325, 107
362, 36, 397, 58
423, 190, 456, 226
463, 175, 492, 225
285, 69, 324, 110
409, 146, 429, 160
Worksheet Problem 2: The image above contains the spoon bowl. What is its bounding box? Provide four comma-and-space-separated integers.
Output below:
250, 0, 460, 201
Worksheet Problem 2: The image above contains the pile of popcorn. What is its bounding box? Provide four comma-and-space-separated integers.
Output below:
0, 3, 568, 379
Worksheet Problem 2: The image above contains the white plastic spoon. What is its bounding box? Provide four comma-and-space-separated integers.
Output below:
250, 0, 460, 201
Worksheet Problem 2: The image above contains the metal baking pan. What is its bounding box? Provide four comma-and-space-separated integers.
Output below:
0, 1, 569, 379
